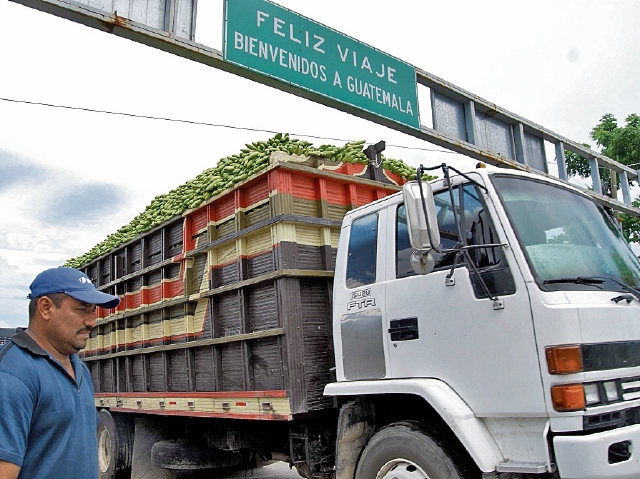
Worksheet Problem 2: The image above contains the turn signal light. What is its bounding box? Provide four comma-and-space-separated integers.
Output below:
551, 384, 586, 411
546, 345, 583, 374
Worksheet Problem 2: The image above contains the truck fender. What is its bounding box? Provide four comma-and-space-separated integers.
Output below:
324, 378, 504, 473
334, 400, 375, 479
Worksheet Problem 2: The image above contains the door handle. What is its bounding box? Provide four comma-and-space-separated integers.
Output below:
389, 317, 419, 341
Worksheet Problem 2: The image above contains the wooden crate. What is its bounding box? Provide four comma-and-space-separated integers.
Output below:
81, 156, 403, 419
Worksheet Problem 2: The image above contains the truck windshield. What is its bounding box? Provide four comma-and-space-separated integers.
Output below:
491, 175, 640, 292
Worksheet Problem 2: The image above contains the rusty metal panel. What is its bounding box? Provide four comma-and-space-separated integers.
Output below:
173, 0, 196, 39
524, 132, 547, 173
34, 0, 197, 39
474, 111, 515, 161
431, 90, 467, 142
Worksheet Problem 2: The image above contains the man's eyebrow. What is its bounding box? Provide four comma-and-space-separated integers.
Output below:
77, 300, 96, 307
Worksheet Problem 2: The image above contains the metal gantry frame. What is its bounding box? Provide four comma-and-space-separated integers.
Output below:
9, 0, 640, 215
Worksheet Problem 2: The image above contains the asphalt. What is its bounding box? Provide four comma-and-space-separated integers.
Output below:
175, 462, 301, 479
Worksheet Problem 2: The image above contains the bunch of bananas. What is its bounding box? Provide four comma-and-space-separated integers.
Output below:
65, 134, 423, 268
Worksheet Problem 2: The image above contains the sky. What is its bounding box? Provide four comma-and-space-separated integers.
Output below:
0, 0, 639, 328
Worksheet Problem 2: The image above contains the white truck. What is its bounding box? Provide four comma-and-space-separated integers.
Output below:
82, 154, 640, 479
327, 162, 640, 479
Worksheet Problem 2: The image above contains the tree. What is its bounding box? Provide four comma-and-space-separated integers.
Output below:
565, 113, 640, 243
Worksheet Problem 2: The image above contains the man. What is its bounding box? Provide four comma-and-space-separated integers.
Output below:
0, 267, 120, 479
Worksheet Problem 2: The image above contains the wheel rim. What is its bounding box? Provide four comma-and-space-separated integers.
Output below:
376, 459, 430, 479
97, 425, 111, 473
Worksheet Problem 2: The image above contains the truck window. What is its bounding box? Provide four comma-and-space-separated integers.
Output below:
346, 213, 378, 288
397, 184, 515, 298
492, 175, 640, 290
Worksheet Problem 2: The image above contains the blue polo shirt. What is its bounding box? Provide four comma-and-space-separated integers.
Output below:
0, 331, 98, 479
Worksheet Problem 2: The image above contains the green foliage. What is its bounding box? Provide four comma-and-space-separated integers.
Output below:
65, 134, 428, 268
566, 113, 640, 181
565, 143, 593, 179
619, 198, 640, 244
565, 113, 640, 244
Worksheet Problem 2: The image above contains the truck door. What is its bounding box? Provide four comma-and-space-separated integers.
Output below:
336, 208, 390, 381
383, 181, 547, 416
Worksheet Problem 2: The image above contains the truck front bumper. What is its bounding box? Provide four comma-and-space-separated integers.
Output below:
554, 423, 640, 479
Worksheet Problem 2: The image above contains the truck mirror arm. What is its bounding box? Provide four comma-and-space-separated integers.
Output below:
415, 163, 489, 255
444, 246, 505, 310
414, 164, 505, 308
418, 164, 488, 193
444, 167, 466, 254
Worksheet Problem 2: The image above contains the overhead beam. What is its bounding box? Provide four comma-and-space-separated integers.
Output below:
10, 0, 640, 216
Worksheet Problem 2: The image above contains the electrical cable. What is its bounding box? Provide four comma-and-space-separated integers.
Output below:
0, 96, 457, 155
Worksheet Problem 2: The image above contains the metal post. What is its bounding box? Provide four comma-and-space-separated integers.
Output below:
590, 157, 602, 195
514, 123, 526, 165
620, 170, 632, 204
464, 101, 477, 145
555, 142, 568, 180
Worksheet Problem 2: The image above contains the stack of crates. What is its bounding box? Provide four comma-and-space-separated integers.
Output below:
79, 153, 406, 419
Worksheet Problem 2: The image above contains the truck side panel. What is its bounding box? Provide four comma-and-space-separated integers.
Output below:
80, 157, 403, 419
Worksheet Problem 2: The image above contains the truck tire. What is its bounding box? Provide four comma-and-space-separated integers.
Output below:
97, 409, 135, 479
354, 421, 470, 479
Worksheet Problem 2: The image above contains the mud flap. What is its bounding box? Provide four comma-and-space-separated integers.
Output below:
130, 417, 174, 479
335, 401, 375, 479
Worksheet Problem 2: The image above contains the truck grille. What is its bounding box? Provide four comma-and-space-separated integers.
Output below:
584, 406, 640, 431
582, 376, 640, 431
620, 378, 640, 401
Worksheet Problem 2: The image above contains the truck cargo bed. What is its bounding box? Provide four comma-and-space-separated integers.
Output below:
80, 154, 404, 420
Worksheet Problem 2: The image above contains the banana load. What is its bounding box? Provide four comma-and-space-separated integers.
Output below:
65, 134, 421, 268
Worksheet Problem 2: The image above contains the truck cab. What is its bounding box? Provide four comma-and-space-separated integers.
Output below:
327, 166, 640, 479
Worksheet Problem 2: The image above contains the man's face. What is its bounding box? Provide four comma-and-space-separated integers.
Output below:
47, 295, 97, 355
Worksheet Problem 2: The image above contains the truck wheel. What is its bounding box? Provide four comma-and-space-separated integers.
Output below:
354, 422, 470, 479
97, 409, 135, 479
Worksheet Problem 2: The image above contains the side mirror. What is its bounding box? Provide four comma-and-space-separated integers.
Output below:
410, 250, 436, 275
402, 181, 440, 251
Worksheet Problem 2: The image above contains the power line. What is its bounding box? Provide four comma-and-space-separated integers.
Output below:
0, 96, 456, 155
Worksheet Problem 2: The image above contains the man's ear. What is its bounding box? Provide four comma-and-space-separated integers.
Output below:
37, 296, 55, 321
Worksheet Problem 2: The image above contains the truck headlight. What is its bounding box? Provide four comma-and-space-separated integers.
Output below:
584, 383, 601, 406
603, 381, 620, 402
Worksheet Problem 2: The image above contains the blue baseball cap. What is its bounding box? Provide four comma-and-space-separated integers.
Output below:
29, 267, 120, 309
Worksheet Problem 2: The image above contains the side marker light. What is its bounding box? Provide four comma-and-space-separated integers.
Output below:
546, 345, 583, 374
551, 384, 586, 411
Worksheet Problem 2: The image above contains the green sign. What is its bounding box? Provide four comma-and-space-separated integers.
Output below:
223, 0, 420, 130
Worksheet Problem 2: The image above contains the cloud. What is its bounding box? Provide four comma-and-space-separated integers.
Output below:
0, 149, 49, 192
0, 256, 33, 295
0, 256, 32, 328
1, 148, 131, 228
0, 155, 133, 263
35, 183, 130, 227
